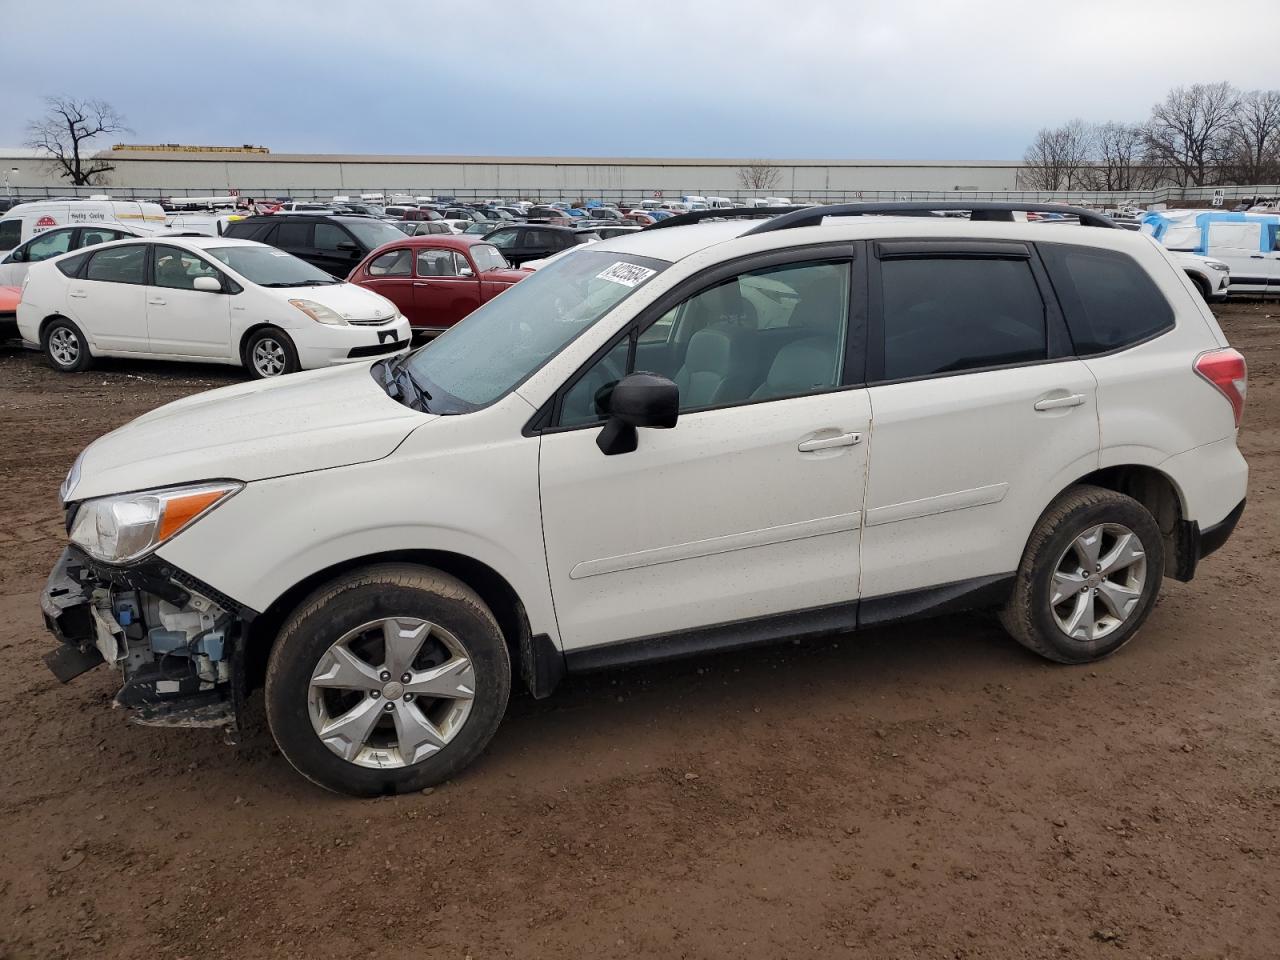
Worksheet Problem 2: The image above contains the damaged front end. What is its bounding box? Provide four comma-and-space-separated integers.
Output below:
42, 546, 255, 736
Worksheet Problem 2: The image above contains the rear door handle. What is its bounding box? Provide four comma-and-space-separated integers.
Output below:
1034, 393, 1086, 411
798, 432, 862, 452
147, 298, 166, 306
69, 290, 87, 299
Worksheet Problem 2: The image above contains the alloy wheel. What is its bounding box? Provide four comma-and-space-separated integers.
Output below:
252, 338, 287, 377
49, 327, 79, 367
307, 617, 476, 769
1049, 523, 1147, 642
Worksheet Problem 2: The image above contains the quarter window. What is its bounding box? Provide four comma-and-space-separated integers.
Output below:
153, 245, 222, 290
879, 257, 1046, 380
368, 249, 412, 277
85, 244, 146, 284
1038, 243, 1174, 355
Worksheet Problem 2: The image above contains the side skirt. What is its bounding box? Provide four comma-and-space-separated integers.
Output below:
554, 572, 1015, 679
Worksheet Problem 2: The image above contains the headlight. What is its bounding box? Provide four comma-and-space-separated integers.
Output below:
289, 299, 347, 325
69, 482, 242, 564
1207, 261, 1229, 272
60, 449, 86, 503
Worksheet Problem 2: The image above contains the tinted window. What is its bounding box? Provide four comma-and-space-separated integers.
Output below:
314, 223, 351, 251
274, 222, 312, 249
85, 245, 146, 284
523, 230, 555, 248
154, 245, 222, 290
27, 229, 75, 262
222, 221, 267, 241
880, 257, 1045, 380
0, 219, 21, 251
560, 260, 850, 427
485, 229, 518, 249
1038, 243, 1174, 355
368, 249, 412, 276
57, 252, 89, 277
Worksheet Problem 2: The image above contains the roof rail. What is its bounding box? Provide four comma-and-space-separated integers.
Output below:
742, 202, 1117, 235
645, 206, 804, 229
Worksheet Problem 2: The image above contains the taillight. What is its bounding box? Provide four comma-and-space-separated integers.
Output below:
1195, 348, 1247, 427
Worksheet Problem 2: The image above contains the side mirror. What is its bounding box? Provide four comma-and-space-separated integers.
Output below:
7, 246, 24, 263
192, 275, 222, 292
337, 240, 359, 252
596, 372, 679, 456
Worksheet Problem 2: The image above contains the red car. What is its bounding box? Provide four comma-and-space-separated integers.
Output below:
0, 285, 19, 341
348, 235, 530, 335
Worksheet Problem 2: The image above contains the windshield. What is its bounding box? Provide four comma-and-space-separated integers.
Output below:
205, 245, 337, 286
404, 249, 667, 412
469, 243, 508, 271
344, 219, 409, 249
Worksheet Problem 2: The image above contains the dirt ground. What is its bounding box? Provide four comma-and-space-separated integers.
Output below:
1, 303, 1277, 960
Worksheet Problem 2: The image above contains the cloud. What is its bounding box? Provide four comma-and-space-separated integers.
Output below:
3, 0, 1278, 159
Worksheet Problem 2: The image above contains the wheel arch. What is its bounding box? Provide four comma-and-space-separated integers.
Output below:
1049, 464, 1193, 581
242, 549, 543, 699
238, 322, 286, 366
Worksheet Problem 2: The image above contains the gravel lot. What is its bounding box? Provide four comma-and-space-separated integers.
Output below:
1, 302, 1277, 959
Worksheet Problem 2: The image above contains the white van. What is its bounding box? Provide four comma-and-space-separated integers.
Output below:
707, 197, 734, 209
0, 198, 167, 254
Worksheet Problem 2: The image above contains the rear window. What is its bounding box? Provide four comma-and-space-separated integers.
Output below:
1038, 243, 1174, 355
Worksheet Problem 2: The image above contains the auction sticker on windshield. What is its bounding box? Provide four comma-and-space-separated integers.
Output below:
596, 262, 657, 287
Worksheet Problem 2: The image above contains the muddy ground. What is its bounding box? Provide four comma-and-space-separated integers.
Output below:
0, 303, 1277, 959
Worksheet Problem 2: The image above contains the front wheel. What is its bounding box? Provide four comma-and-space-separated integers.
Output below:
42, 317, 93, 373
265, 564, 511, 797
244, 327, 300, 379
1000, 485, 1165, 664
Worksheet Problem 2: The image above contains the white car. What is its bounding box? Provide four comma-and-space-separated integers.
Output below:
0, 221, 153, 287
18, 236, 411, 378
40, 203, 1247, 797
1171, 251, 1230, 301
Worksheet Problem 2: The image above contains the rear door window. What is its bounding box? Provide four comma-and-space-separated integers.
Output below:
1038, 243, 1174, 355
877, 256, 1046, 380
85, 244, 147, 284
274, 222, 312, 249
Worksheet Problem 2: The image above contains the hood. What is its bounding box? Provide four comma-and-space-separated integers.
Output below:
70, 362, 432, 501
293, 282, 399, 322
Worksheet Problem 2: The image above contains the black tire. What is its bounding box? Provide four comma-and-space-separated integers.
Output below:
1191, 275, 1212, 302
1000, 485, 1164, 664
243, 326, 300, 379
265, 564, 511, 797
41, 317, 93, 373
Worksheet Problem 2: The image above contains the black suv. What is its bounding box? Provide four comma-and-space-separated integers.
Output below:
223, 214, 407, 277
481, 224, 594, 267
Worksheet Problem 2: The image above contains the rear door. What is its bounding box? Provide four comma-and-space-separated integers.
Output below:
69, 244, 150, 352
146, 244, 233, 358
859, 240, 1099, 608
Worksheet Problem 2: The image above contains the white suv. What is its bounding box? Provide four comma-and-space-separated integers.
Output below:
40, 204, 1248, 796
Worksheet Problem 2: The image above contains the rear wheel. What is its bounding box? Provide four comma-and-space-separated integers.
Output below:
42, 317, 93, 373
244, 327, 299, 379
265, 564, 511, 796
1000, 485, 1164, 663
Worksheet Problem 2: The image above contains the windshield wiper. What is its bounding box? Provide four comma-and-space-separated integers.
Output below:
380, 356, 432, 412
261, 279, 340, 288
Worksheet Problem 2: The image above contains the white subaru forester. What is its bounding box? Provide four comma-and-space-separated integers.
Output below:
41, 203, 1248, 797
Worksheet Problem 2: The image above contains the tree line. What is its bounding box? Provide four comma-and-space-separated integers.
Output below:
1021, 82, 1280, 192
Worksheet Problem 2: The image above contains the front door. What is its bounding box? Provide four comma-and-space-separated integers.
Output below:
859, 242, 1100, 604
146, 245, 232, 358
538, 253, 870, 652
1205, 220, 1274, 292
69, 243, 149, 352
413, 249, 482, 332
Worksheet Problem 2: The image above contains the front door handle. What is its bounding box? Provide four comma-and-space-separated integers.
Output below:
798, 432, 862, 452
147, 297, 166, 306
1034, 393, 1086, 411
414, 281, 431, 287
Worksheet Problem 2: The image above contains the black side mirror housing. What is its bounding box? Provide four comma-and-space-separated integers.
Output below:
596, 372, 679, 455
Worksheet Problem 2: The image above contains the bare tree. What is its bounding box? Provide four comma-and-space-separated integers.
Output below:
25, 96, 130, 186
736, 160, 781, 192
1089, 121, 1152, 191
1225, 88, 1280, 184
1019, 119, 1092, 190
1144, 82, 1238, 187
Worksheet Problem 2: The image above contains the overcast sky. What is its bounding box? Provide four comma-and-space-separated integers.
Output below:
3, 0, 1278, 160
